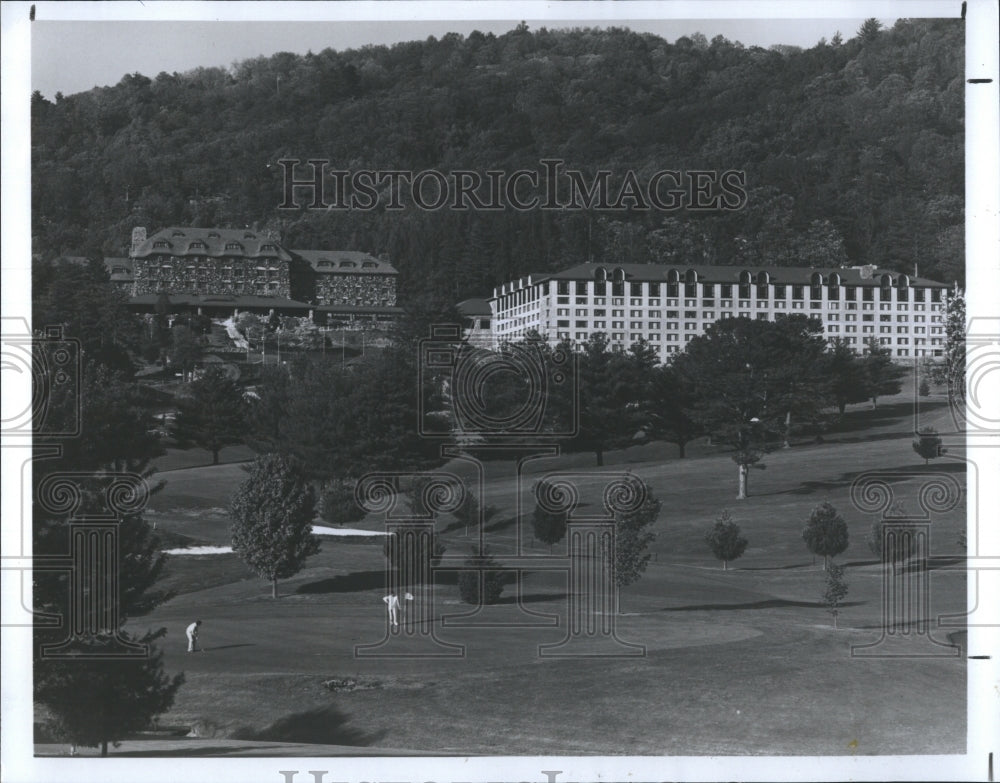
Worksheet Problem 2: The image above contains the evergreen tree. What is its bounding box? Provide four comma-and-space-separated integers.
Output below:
802, 501, 849, 570
173, 366, 246, 464
862, 338, 906, 408
705, 510, 748, 570
168, 325, 203, 381
230, 454, 320, 598
643, 364, 702, 458
824, 338, 870, 418
319, 478, 366, 527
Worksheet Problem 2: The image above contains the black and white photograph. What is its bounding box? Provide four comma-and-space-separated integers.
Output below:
2, 1, 998, 781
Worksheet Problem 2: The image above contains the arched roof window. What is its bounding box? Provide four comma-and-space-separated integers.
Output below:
685, 269, 699, 283
666, 269, 680, 283
612, 267, 626, 283
810, 272, 825, 286
739, 270, 752, 285
594, 267, 608, 282
756, 271, 770, 285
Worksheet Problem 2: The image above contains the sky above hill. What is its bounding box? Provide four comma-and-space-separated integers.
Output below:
29, 11, 927, 100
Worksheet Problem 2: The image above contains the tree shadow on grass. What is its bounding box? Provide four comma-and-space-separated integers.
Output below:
296, 571, 386, 594
738, 562, 815, 571
661, 598, 864, 611
116, 744, 292, 757
232, 705, 385, 747
492, 591, 567, 605
754, 461, 965, 498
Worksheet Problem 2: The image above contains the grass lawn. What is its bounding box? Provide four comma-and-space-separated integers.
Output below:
70, 383, 967, 757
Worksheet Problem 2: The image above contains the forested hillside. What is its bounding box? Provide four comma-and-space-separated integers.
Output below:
31, 18, 964, 307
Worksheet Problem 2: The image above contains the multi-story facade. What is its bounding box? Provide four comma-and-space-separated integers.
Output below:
489, 262, 950, 362
111, 226, 399, 323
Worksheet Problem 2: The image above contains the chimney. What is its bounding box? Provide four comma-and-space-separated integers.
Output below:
130, 227, 147, 256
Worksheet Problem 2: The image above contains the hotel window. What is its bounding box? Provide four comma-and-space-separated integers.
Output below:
667, 311, 679, 318
739, 283, 751, 299
844, 286, 856, 301
915, 326, 926, 334
864, 314, 875, 322
557, 331, 569, 340
649, 333, 661, 341
613, 281, 625, 297
897, 327, 909, 334
773, 285, 786, 299
612, 321, 624, 329
649, 322, 661, 330
756, 313, 768, 320
667, 334, 678, 342
792, 301, 804, 310
576, 281, 587, 295
896, 314, 908, 322
828, 325, 840, 332
648, 283, 660, 297
720, 284, 733, 299
630, 322, 643, 330
792, 286, 804, 301
913, 288, 925, 302
880, 314, 892, 322
576, 320, 587, 328
684, 311, 697, 319
631, 298, 643, 306
828, 302, 840, 310
880, 303, 892, 311
557, 282, 570, 296
631, 282, 643, 296
594, 309, 606, 317
880, 326, 892, 334
612, 332, 624, 341
593, 321, 606, 329
845, 325, 857, 333
648, 311, 661, 319
684, 323, 697, 330
828, 285, 840, 299
613, 297, 624, 306
613, 309, 624, 317
827, 314, 839, 321
557, 308, 569, 316
879, 337, 891, 345
810, 285, 823, 301
863, 287, 874, 301
576, 309, 587, 316
576, 333, 587, 340
757, 284, 768, 299
649, 298, 660, 306
774, 301, 786, 309
630, 309, 642, 317
702, 283, 715, 298
863, 326, 875, 333
863, 302, 874, 311
667, 282, 679, 298
557, 320, 569, 327
703, 312, 715, 320
594, 281, 607, 296
576, 297, 588, 305
898, 349, 909, 356
594, 297, 606, 305
931, 289, 942, 302
685, 282, 698, 298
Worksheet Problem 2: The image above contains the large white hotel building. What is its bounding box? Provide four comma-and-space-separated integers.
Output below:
488, 263, 950, 363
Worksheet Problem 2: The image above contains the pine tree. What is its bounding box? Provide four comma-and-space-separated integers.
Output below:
230, 454, 320, 598
862, 338, 906, 409
705, 510, 749, 570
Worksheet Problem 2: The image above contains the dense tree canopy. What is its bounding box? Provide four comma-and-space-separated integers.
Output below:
32, 19, 963, 309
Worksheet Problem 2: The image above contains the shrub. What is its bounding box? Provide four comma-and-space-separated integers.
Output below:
531, 478, 568, 551
614, 477, 661, 587
918, 378, 931, 396
705, 510, 748, 570
912, 428, 945, 465
457, 547, 506, 605
802, 501, 849, 569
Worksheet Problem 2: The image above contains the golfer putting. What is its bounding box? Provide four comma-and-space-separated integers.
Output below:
383, 592, 414, 626
186, 619, 203, 652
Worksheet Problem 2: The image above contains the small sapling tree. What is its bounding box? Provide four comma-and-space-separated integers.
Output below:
614, 476, 661, 589
705, 509, 749, 570
802, 501, 849, 570
823, 563, 849, 628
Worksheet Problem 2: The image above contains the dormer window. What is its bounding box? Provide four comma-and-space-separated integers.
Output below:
339, 261, 357, 268
318, 260, 332, 267
362, 261, 377, 268
261, 243, 276, 252
171, 230, 185, 237
244, 232, 256, 239
153, 240, 169, 248
225, 242, 242, 251
208, 231, 220, 238
190, 241, 207, 250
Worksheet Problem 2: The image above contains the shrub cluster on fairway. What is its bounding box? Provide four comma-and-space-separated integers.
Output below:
705, 509, 748, 570
457, 547, 507, 605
